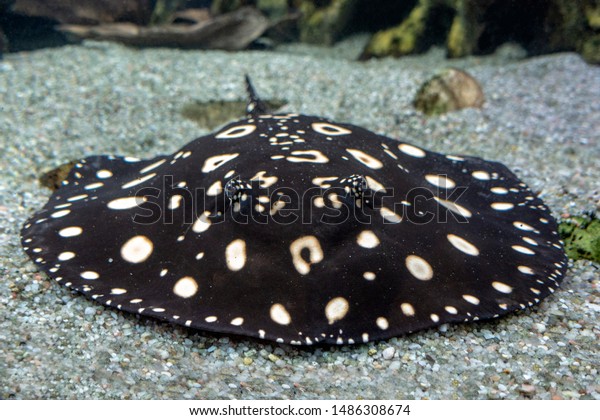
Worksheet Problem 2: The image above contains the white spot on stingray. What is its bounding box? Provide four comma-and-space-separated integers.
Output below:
492, 281, 513, 294
287, 150, 329, 163
225, 239, 246, 271
84, 182, 104, 190
434, 197, 472, 218
398, 143, 426, 158
59, 226, 82, 237
430, 314, 440, 322
120, 235, 153, 264
80, 271, 99, 280
314, 196, 325, 208
270, 303, 292, 325
380, 207, 402, 223
446, 155, 464, 161
445, 306, 458, 314
252, 171, 278, 188
51, 209, 71, 218
206, 181, 223, 196
376, 317, 389, 330
518, 266, 534, 275
328, 193, 343, 209
130, 299, 142, 304
491, 202, 514, 211
512, 245, 535, 255
216, 124, 256, 139
405, 255, 433, 281
140, 158, 166, 174
365, 176, 386, 192
514, 221, 535, 231
168, 194, 183, 210
192, 211, 212, 233
96, 169, 113, 179
121, 173, 156, 189
325, 297, 349, 324
363, 271, 376, 281
67, 194, 88, 202
230, 317, 244, 326
491, 187, 509, 194
58, 251, 75, 261
152, 308, 165, 313
312, 176, 338, 188
173, 276, 198, 298
107, 196, 147, 210
462, 295, 480, 305
111, 288, 127, 295
425, 174, 456, 189
311, 122, 351, 136
290, 235, 324, 275
201, 153, 239, 173
205, 316, 217, 323
472, 171, 491, 181
383, 149, 398, 159
357, 230, 380, 248
346, 149, 383, 169
270, 200, 286, 215
447, 234, 480, 256
523, 237, 538, 246
401, 303, 415, 317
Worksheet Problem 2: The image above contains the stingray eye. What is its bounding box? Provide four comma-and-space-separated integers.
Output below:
224, 178, 252, 201
216, 124, 256, 139
311, 122, 352, 136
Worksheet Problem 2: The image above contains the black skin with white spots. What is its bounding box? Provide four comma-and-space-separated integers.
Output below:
21, 79, 568, 345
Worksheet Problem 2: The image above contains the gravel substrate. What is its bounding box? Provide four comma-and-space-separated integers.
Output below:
0, 39, 598, 399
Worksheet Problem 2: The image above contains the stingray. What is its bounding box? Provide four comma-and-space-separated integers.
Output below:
21, 77, 568, 345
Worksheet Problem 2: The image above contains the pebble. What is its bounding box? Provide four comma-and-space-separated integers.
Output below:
382, 347, 396, 360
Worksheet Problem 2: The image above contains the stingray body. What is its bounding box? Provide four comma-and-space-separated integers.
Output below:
21, 78, 568, 345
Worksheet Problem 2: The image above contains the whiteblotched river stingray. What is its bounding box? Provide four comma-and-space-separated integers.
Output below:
21, 77, 568, 345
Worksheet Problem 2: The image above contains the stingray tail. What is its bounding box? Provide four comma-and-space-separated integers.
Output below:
245, 75, 270, 117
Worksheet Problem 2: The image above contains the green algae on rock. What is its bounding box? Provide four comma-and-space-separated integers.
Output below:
559, 216, 600, 263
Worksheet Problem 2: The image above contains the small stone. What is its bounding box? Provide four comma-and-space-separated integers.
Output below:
267, 353, 279, 362
520, 384, 536, 394
243, 357, 253, 365
413, 68, 485, 116
382, 346, 396, 360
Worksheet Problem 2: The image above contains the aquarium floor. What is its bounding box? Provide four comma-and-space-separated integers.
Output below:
0, 40, 598, 399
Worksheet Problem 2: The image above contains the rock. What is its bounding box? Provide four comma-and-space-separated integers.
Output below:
581, 34, 600, 64
149, 0, 190, 24
296, 0, 359, 45
413, 68, 484, 116
361, 0, 600, 64
256, 0, 290, 21
360, 0, 435, 59
558, 215, 600, 263
11, 0, 155, 25
382, 346, 395, 360
58, 6, 269, 50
